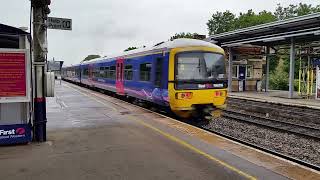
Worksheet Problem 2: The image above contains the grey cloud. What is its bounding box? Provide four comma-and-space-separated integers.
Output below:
1, 0, 319, 65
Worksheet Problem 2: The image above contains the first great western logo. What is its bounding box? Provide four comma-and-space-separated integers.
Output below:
0, 128, 26, 139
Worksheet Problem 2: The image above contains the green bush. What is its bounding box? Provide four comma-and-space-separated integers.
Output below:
269, 71, 289, 90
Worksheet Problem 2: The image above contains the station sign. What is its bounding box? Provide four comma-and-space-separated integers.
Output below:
47, 17, 72, 30
0, 49, 30, 103
0, 124, 31, 145
48, 60, 63, 71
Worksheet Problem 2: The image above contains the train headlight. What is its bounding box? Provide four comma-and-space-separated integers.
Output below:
214, 90, 226, 97
175, 92, 193, 99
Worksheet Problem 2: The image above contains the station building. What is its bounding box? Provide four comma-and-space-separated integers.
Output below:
225, 46, 265, 92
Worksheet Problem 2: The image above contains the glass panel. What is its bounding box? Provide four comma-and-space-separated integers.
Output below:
155, 58, 163, 87
140, 63, 151, 81
124, 65, 133, 80
246, 65, 253, 78
110, 66, 116, 79
232, 65, 238, 78
175, 52, 226, 81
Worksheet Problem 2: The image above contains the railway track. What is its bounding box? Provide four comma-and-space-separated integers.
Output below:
199, 122, 320, 172
227, 98, 320, 127
222, 109, 320, 141
64, 80, 320, 171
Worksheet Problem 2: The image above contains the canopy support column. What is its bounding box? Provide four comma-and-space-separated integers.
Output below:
265, 46, 270, 92
289, 38, 295, 98
228, 48, 233, 92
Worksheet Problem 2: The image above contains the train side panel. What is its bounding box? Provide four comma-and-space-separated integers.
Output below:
86, 53, 170, 107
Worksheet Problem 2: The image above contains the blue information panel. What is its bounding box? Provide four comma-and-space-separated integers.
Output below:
0, 124, 31, 145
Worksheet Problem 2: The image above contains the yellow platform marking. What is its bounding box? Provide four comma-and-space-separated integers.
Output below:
129, 116, 257, 180
63, 82, 257, 180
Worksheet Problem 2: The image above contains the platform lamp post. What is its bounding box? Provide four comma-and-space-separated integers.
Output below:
31, 0, 51, 142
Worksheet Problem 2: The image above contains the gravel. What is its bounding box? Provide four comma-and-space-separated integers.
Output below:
204, 117, 320, 166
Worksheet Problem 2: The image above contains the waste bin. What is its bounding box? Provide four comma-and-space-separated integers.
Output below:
256, 80, 262, 92
238, 80, 245, 92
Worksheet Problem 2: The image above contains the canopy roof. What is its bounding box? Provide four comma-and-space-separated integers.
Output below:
0, 23, 29, 49
207, 13, 320, 47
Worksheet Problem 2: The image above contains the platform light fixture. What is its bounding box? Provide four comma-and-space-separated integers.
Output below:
263, 37, 286, 42
314, 30, 320, 35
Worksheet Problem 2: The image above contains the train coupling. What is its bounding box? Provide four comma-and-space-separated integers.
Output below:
193, 104, 223, 119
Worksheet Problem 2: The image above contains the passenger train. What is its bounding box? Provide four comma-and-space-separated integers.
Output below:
62, 38, 228, 118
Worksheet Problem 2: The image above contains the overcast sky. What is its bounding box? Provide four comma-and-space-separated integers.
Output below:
1, 0, 318, 65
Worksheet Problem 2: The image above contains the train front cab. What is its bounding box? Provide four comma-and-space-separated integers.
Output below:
168, 46, 227, 118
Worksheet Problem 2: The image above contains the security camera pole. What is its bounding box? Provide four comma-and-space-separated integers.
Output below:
31, 0, 51, 142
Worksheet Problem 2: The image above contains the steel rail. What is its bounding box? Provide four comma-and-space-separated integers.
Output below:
222, 109, 320, 141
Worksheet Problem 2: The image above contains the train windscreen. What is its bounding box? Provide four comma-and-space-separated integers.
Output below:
175, 52, 227, 90
175, 52, 226, 81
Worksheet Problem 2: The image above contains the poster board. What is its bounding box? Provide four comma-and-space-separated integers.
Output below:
316, 66, 320, 100
0, 49, 30, 103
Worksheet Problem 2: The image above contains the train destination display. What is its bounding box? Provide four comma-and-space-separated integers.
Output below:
0, 52, 26, 97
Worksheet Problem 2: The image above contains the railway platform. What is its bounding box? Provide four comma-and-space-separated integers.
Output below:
0, 82, 319, 180
229, 90, 320, 110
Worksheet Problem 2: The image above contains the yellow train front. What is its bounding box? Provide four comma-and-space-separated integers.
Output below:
167, 41, 227, 118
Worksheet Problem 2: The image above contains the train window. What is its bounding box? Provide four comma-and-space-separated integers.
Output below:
83, 68, 89, 76
155, 58, 163, 87
99, 67, 105, 78
104, 67, 110, 78
124, 65, 133, 80
93, 67, 99, 77
140, 63, 151, 81
110, 66, 116, 79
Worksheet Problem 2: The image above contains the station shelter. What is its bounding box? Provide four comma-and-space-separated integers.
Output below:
206, 13, 320, 99
0, 24, 32, 144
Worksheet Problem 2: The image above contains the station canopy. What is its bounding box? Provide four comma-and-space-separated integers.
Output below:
0, 23, 29, 49
207, 13, 320, 47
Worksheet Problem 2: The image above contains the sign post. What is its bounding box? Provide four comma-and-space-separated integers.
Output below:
32, 0, 51, 142
316, 66, 320, 100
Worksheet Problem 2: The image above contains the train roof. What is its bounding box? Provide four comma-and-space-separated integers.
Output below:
81, 38, 222, 65
62, 63, 81, 68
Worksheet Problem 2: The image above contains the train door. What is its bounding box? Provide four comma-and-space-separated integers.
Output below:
116, 58, 125, 95
88, 64, 94, 86
238, 65, 246, 91
155, 57, 164, 88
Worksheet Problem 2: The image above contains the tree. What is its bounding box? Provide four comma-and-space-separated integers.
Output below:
235, 10, 276, 29
207, 11, 236, 35
124, 47, 138, 52
169, 32, 204, 41
82, 54, 100, 62
207, 3, 320, 35
274, 3, 320, 20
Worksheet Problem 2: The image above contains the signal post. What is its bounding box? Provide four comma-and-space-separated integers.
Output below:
31, 0, 51, 142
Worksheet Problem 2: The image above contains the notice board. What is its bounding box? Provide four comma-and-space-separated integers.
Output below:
0, 49, 30, 103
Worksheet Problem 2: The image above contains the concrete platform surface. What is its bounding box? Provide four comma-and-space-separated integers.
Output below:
230, 90, 320, 110
0, 81, 319, 180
